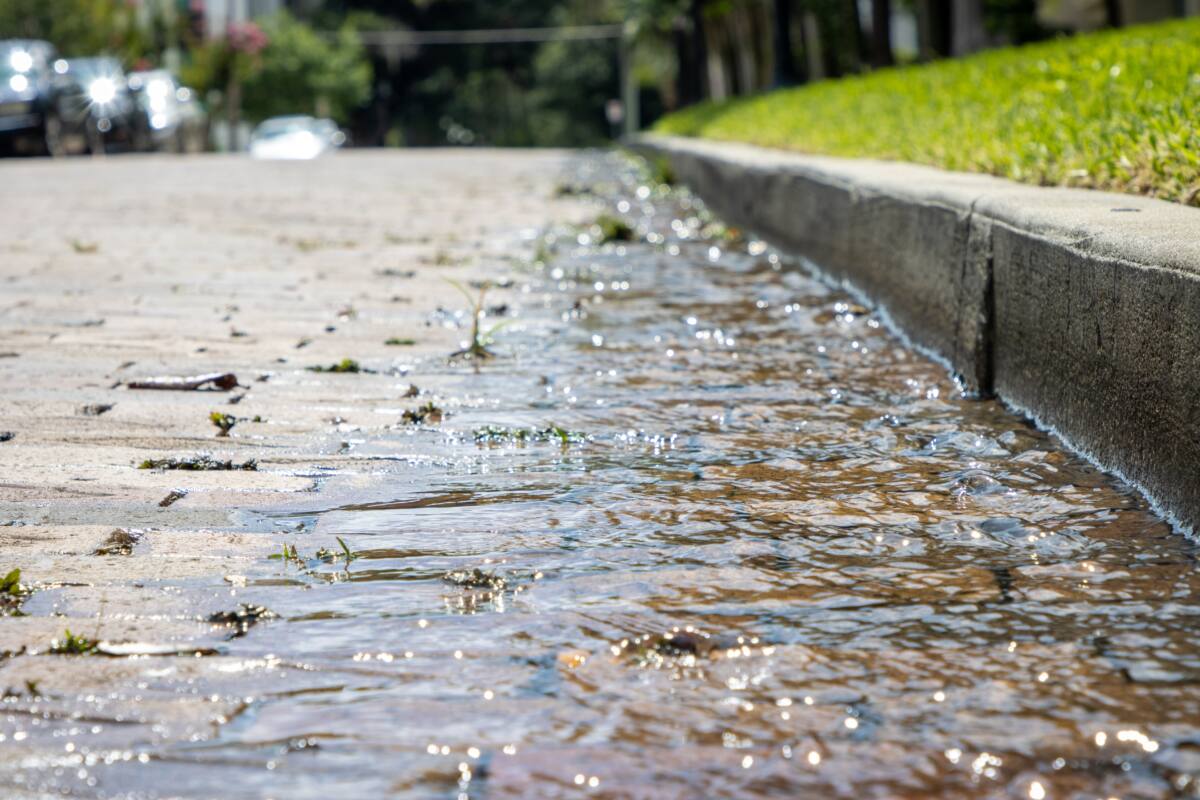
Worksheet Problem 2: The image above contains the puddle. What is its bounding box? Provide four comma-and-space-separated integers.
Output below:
5, 154, 1198, 799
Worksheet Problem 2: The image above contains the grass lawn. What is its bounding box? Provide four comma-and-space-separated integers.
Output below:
654, 18, 1200, 206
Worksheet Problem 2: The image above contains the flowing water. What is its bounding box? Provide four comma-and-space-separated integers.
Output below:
7, 155, 1200, 799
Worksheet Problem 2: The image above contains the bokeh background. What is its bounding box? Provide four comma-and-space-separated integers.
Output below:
1, 0, 1198, 151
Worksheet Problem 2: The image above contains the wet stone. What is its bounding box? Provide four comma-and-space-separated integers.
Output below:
93, 528, 141, 556
207, 604, 277, 639
77, 403, 114, 416
442, 568, 507, 592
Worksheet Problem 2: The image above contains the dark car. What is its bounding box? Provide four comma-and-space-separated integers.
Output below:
0, 39, 90, 156
127, 69, 207, 153
59, 57, 146, 154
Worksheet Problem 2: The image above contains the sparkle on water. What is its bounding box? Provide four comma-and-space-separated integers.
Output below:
3, 154, 1198, 799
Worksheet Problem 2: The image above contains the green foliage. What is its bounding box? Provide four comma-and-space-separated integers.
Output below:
401, 401, 445, 425
307, 359, 369, 374
657, 18, 1200, 205
592, 214, 635, 244
272, 539, 356, 569
648, 156, 675, 186
241, 11, 372, 124
400, 0, 625, 146
1, 567, 30, 615
445, 279, 507, 360
138, 455, 257, 471
180, 40, 231, 96
473, 425, 586, 445
210, 411, 237, 437
0, 0, 159, 64
269, 542, 303, 565
337, 537, 356, 565
530, 34, 619, 146
0, 568, 22, 597
984, 0, 1049, 45
50, 629, 97, 655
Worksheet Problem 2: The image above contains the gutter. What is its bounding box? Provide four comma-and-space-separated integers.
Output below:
629, 134, 1200, 536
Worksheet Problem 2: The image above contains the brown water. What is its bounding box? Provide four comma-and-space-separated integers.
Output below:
7, 155, 1200, 799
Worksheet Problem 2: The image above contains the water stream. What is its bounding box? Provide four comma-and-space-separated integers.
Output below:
8, 154, 1199, 799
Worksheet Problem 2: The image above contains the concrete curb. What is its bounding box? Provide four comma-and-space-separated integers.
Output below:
629, 134, 1200, 535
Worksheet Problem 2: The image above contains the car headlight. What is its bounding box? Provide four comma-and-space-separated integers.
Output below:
9, 50, 33, 73
88, 78, 117, 106
8, 74, 29, 93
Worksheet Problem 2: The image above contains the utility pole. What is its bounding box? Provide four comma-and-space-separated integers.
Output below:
229, 0, 247, 152
619, 19, 639, 136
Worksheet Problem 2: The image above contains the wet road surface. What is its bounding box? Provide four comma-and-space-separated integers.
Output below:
3, 154, 1198, 799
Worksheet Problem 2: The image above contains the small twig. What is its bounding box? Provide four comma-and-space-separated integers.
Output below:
126, 372, 239, 392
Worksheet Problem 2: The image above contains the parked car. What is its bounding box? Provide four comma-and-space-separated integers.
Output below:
0, 39, 90, 156
127, 69, 207, 153
249, 115, 345, 160
60, 56, 145, 154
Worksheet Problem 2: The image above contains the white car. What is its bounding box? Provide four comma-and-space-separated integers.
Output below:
249, 115, 345, 160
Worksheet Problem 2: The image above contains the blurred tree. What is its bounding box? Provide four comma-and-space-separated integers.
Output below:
284, 0, 1058, 143
387, 0, 608, 145
179, 20, 267, 148
772, 0, 798, 84
0, 0, 158, 63
240, 11, 372, 123
337, 11, 417, 147
983, 0, 1047, 43
686, 0, 711, 99
514, 0, 621, 144
951, 0, 987, 53
912, 0, 953, 58
870, 0, 895, 65
847, 0, 868, 68
808, 0, 865, 78
1101, 0, 1121, 26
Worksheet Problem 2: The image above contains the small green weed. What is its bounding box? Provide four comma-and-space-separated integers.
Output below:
210, 411, 237, 437
307, 358, 375, 374
139, 455, 257, 471
337, 537, 356, 565
592, 214, 635, 244
473, 425, 585, 445
269, 543, 304, 566
0, 568, 30, 615
50, 629, 97, 655
401, 401, 445, 425
445, 279, 508, 361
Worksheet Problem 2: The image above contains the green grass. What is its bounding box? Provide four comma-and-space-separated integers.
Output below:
655, 19, 1200, 205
